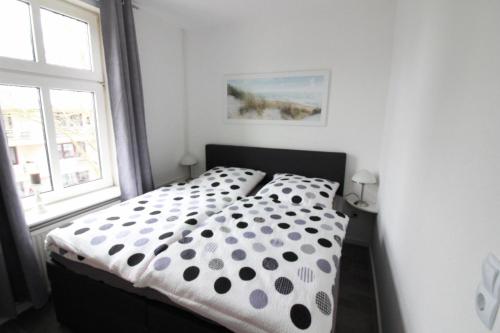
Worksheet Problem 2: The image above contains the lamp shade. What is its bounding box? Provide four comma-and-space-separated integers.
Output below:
180, 153, 198, 166
352, 169, 376, 184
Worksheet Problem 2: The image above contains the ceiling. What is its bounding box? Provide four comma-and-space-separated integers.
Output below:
136, 0, 341, 29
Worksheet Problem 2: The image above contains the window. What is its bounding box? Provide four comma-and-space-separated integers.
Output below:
0, 0, 116, 207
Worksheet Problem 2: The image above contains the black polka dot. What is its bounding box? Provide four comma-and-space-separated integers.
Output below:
305, 227, 318, 234
290, 304, 311, 329
183, 266, 200, 281
310, 216, 321, 222
262, 257, 279, 270
107, 216, 120, 220
150, 211, 161, 215
237, 222, 248, 229
243, 203, 253, 208
292, 196, 302, 204
108, 244, 124, 256
283, 251, 298, 262
187, 211, 198, 216
278, 223, 290, 229
154, 244, 168, 256
127, 253, 145, 267
230, 185, 240, 190
275, 277, 294, 295
232, 213, 243, 219
138, 200, 148, 204
286, 211, 296, 216
239, 267, 256, 281
270, 194, 279, 201
214, 277, 232, 294
174, 196, 183, 201
74, 228, 89, 235
318, 238, 333, 248
201, 230, 214, 238
337, 212, 346, 218
185, 218, 198, 225
159, 232, 174, 240
320, 191, 329, 198
181, 249, 196, 260
211, 182, 220, 187
134, 207, 145, 211
123, 221, 136, 227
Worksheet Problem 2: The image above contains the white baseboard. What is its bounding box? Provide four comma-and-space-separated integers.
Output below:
369, 246, 384, 333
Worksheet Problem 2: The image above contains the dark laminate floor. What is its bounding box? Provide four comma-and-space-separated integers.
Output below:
1, 243, 378, 333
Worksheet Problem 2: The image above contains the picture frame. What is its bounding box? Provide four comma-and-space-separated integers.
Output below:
224, 70, 331, 126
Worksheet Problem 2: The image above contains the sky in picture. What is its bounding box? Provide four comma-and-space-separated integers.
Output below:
228, 75, 325, 107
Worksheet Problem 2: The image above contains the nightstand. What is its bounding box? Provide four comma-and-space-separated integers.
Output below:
333, 195, 378, 247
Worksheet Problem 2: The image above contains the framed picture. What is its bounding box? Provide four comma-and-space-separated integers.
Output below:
225, 70, 330, 126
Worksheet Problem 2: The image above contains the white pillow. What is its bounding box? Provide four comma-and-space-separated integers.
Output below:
191, 166, 266, 196
256, 173, 339, 208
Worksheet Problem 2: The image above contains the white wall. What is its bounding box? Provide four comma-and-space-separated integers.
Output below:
184, 1, 396, 199
375, 0, 500, 332
135, 8, 186, 186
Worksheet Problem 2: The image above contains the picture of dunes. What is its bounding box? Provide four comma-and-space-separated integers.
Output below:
225, 71, 330, 125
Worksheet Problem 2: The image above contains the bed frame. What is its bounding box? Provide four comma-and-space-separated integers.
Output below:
47, 144, 347, 332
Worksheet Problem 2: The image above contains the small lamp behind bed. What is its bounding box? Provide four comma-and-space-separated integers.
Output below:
180, 153, 198, 180
352, 169, 376, 207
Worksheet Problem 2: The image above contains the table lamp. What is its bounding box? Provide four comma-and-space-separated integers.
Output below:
180, 153, 198, 180
352, 169, 376, 208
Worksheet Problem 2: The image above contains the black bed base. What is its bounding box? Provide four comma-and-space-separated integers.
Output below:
47, 260, 232, 333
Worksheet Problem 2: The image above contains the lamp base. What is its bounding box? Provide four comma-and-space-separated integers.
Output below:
353, 199, 369, 208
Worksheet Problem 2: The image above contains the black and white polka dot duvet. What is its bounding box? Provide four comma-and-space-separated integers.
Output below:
45, 183, 244, 283
136, 195, 349, 333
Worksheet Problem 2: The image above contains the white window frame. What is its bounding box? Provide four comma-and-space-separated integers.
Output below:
0, 0, 118, 207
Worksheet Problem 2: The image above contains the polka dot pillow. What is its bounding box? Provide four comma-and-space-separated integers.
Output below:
191, 166, 266, 196
257, 173, 339, 208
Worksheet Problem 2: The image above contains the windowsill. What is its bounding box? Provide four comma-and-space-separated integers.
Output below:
25, 186, 121, 229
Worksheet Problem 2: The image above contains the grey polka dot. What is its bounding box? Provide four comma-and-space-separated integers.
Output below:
232, 249, 246, 261
288, 232, 301, 240
324, 213, 335, 219
316, 291, 332, 315
275, 277, 294, 295
296, 185, 306, 189
243, 231, 256, 239
116, 230, 130, 239
249, 210, 259, 215
225, 236, 238, 244
249, 289, 268, 309
295, 219, 306, 225
301, 244, 316, 254
140, 227, 154, 234
208, 258, 224, 270
146, 218, 158, 224
261, 226, 273, 234
254, 217, 265, 223
134, 238, 149, 247
332, 255, 339, 269
215, 215, 226, 223
282, 187, 292, 194
264, 207, 274, 212
297, 267, 315, 283
91, 235, 106, 245
99, 224, 113, 231
253, 242, 266, 252
317, 259, 332, 273
154, 257, 171, 271
166, 216, 179, 222
305, 192, 316, 199
181, 249, 196, 260
321, 224, 333, 231
205, 242, 217, 253
270, 239, 284, 247
335, 222, 344, 230
220, 226, 231, 233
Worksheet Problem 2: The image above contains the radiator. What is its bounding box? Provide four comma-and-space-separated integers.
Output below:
30, 225, 59, 290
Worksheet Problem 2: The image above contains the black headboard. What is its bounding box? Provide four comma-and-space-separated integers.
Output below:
205, 144, 346, 195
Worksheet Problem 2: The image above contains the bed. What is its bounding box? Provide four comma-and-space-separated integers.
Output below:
46, 144, 347, 333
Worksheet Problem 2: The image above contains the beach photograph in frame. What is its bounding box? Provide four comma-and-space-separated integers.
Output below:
225, 70, 330, 126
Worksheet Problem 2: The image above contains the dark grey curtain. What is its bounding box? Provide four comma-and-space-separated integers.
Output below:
0, 123, 48, 320
99, 0, 155, 200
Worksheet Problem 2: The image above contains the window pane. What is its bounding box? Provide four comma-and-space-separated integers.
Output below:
0, 0, 35, 61
0, 85, 53, 197
40, 8, 92, 70
50, 90, 101, 187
